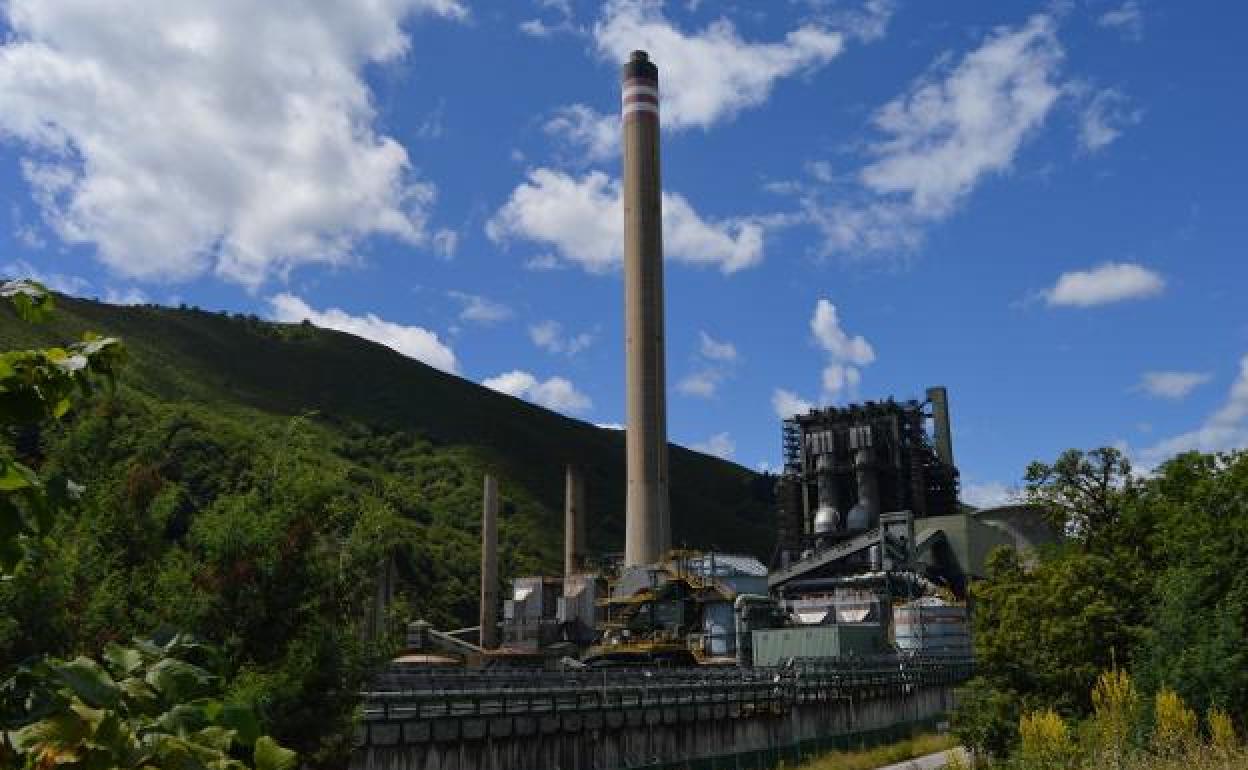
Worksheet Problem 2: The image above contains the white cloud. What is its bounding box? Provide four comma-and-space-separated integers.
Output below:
811, 14, 1063, 255
691, 431, 735, 460
2, 258, 90, 296
962, 481, 1019, 509
268, 292, 458, 373
1044, 262, 1164, 307
1139, 354, 1248, 469
811, 299, 874, 365
482, 369, 592, 414
529, 320, 594, 355
592, 0, 849, 132
1098, 1, 1143, 41
821, 363, 862, 400
677, 371, 719, 398
1135, 371, 1213, 400
448, 291, 512, 324
104, 286, 148, 305
809, 299, 872, 402
544, 105, 620, 164
1078, 87, 1141, 153
678, 330, 740, 398
0, 0, 464, 288
487, 168, 764, 273
698, 330, 738, 362
772, 388, 814, 419
596, 421, 624, 430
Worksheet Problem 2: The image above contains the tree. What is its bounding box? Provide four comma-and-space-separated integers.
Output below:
1023, 447, 1134, 550
1, 279, 295, 770
1, 279, 125, 574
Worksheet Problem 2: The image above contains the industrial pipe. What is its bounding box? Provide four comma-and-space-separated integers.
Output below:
927, 386, 954, 468
734, 593, 772, 667
812, 453, 839, 535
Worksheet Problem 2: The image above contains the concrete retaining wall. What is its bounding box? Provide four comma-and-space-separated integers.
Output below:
351, 684, 955, 770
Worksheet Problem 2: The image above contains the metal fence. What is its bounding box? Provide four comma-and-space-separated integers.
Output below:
362, 655, 973, 723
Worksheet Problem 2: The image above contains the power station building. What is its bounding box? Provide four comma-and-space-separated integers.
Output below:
405, 50, 1058, 669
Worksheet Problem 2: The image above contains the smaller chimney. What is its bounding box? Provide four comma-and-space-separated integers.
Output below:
479, 474, 499, 649
564, 464, 588, 575
926, 386, 955, 468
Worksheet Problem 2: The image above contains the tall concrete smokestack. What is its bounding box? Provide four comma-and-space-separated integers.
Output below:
622, 50, 670, 567
479, 474, 499, 649
564, 464, 588, 575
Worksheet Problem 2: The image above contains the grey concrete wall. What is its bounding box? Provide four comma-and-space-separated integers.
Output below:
352, 684, 955, 770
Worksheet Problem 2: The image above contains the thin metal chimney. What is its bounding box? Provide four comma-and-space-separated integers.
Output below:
622, 50, 670, 566
479, 474, 499, 649
927, 386, 955, 468
564, 464, 588, 576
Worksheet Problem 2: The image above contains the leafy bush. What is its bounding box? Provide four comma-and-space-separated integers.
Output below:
1, 635, 294, 770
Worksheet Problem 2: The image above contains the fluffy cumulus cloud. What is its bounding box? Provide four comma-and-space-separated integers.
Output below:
811, 300, 874, 365
547, 0, 876, 159
1139, 355, 1248, 470
487, 169, 763, 273
691, 431, 735, 460
448, 291, 512, 324
811, 299, 873, 401
772, 388, 814, 419
773, 299, 874, 411
544, 106, 620, 164
1044, 262, 1164, 307
529, 320, 594, 355
1135, 371, 1213, 400
808, 14, 1063, 255
268, 292, 458, 373
1079, 87, 1142, 152
0, 0, 464, 288
595, 0, 847, 131
482, 370, 592, 414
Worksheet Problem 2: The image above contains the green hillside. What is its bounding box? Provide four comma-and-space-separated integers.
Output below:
0, 292, 774, 764
0, 294, 775, 599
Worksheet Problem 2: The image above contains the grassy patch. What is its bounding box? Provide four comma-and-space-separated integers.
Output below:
788, 732, 960, 769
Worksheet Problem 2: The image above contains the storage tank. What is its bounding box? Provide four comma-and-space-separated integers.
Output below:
893, 597, 971, 656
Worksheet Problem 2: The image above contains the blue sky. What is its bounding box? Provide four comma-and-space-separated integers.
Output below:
1, 0, 1245, 505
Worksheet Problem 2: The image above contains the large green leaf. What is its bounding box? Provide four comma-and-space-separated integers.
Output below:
145, 658, 214, 702
7, 711, 88, 755
103, 643, 144, 676
0, 459, 38, 492
253, 736, 296, 770
50, 658, 121, 709
218, 703, 261, 747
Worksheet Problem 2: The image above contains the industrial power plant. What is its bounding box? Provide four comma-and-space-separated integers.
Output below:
352, 50, 1057, 770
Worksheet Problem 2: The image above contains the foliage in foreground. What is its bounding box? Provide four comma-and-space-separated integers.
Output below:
2, 635, 295, 770
949, 672, 1245, 770
955, 447, 1248, 759
1, 282, 295, 769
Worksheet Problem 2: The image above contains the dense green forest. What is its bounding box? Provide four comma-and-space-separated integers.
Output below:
956, 447, 1248, 764
0, 289, 774, 766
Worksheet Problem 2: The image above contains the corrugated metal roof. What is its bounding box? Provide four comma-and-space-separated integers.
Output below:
684, 553, 768, 577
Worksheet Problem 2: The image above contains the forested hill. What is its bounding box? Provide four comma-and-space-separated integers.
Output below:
0, 294, 775, 578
